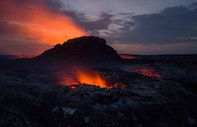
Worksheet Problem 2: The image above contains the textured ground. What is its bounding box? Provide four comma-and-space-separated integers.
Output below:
0, 36, 197, 126
0, 67, 197, 127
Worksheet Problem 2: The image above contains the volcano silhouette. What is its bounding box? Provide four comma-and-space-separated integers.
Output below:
0, 36, 124, 69
35, 36, 123, 65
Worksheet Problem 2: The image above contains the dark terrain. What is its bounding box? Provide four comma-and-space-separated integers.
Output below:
0, 36, 197, 127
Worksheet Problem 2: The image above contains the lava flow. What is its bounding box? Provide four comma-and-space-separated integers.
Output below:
131, 67, 164, 78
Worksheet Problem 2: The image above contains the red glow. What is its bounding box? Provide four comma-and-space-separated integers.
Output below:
108, 82, 127, 89
73, 81, 80, 85
131, 67, 164, 78
119, 54, 136, 59
69, 86, 77, 89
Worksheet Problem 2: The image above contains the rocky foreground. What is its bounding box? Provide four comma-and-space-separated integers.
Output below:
0, 67, 197, 127
0, 36, 197, 127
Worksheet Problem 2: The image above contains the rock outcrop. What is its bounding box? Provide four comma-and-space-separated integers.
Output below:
36, 36, 123, 66
0, 36, 124, 69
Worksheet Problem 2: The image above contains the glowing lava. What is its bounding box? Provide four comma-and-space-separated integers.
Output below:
69, 86, 77, 89
131, 67, 164, 78
74, 70, 107, 88
72, 81, 80, 85
62, 69, 127, 89
108, 82, 127, 89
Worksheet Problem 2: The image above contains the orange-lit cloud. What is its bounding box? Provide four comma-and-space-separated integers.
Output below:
0, 0, 89, 55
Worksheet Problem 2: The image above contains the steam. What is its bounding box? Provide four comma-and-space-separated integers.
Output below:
0, 0, 89, 55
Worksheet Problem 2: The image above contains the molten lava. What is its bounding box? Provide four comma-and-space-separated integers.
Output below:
131, 67, 164, 78
62, 69, 108, 88
62, 69, 127, 89
74, 70, 107, 88
69, 86, 77, 89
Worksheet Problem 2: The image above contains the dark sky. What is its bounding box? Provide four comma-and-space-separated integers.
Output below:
0, 0, 197, 55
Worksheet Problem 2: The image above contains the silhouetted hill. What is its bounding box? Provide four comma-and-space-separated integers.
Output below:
0, 36, 124, 69
35, 36, 123, 66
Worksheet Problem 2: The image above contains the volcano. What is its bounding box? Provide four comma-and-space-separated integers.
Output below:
0, 36, 124, 69
35, 36, 123, 66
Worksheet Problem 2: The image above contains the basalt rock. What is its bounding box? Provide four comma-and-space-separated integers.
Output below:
0, 68, 197, 127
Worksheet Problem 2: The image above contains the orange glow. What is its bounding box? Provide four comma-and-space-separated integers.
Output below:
0, 0, 89, 54
75, 70, 107, 88
61, 69, 107, 88
61, 69, 128, 89
131, 67, 164, 78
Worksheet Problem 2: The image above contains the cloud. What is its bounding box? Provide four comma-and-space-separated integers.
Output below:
79, 13, 113, 31
111, 42, 197, 55
0, 21, 22, 35
63, 8, 113, 31
101, 2, 197, 46
1, 0, 196, 54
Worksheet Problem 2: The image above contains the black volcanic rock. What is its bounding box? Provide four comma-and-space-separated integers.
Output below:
36, 36, 123, 65
0, 68, 197, 127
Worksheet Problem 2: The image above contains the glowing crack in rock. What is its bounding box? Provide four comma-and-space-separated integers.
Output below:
131, 67, 164, 78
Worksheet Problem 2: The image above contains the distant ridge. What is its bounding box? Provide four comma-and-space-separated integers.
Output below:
0, 55, 37, 61
119, 53, 197, 59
